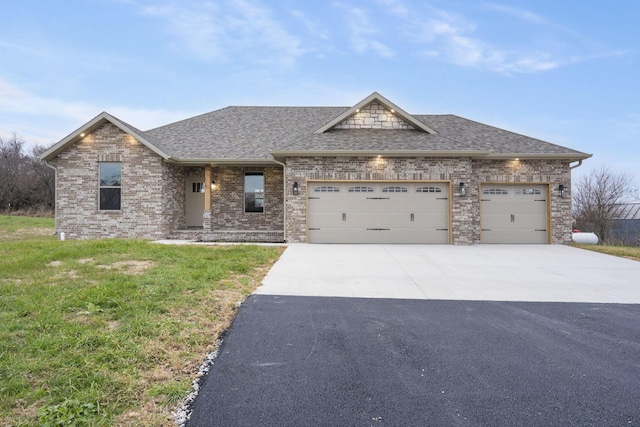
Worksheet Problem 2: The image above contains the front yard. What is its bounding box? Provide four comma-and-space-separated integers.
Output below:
574, 243, 640, 261
0, 215, 283, 426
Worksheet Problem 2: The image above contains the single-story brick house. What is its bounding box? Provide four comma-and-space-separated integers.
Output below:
41, 92, 591, 244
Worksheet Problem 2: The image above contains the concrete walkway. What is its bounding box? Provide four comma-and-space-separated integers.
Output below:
257, 244, 640, 303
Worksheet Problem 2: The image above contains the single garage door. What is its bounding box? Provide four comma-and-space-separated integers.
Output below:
480, 184, 549, 244
308, 181, 450, 244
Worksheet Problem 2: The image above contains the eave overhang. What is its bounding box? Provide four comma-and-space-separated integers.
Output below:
270, 149, 492, 162
39, 112, 170, 162
484, 153, 593, 160
270, 149, 593, 162
164, 158, 280, 167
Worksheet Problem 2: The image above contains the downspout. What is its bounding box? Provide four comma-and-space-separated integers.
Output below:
272, 159, 287, 243
570, 160, 583, 170
44, 161, 58, 236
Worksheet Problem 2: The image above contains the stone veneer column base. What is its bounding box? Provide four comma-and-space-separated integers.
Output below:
203, 210, 212, 230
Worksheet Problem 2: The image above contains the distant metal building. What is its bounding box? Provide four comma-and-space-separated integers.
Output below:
610, 203, 640, 246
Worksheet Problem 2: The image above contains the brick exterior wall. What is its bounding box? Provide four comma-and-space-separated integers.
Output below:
284, 156, 572, 245
335, 102, 414, 129
50, 123, 181, 239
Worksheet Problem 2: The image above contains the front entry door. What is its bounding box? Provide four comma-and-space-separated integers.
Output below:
186, 179, 205, 227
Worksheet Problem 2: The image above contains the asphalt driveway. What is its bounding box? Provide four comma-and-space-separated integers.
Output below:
186, 245, 640, 426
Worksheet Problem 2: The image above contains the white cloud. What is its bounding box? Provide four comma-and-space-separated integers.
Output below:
142, 3, 226, 60
0, 77, 193, 147
332, 3, 395, 58
290, 9, 330, 41
381, 0, 624, 74
137, 0, 304, 67
482, 3, 550, 26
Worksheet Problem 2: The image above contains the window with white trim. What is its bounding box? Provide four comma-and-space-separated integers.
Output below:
99, 162, 121, 210
244, 172, 264, 213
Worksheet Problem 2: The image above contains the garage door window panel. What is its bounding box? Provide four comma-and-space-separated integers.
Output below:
348, 186, 374, 193
314, 186, 340, 193
417, 186, 442, 193
382, 186, 408, 193
483, 188, 509, 195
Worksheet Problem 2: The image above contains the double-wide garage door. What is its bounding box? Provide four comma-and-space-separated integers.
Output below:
480, 184, 549, 244
308, 181, 450, 244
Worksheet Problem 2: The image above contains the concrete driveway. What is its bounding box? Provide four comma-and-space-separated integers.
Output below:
257, 244, 640, 303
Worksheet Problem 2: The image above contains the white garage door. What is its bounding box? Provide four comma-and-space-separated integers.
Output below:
308, 181, 450, 244
480, 184, 549, 244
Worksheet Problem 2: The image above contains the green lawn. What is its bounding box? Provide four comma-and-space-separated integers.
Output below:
0, 215, 283, 426
573, 243, 640, 261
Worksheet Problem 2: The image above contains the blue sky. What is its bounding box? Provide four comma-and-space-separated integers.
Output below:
1, 0, 638, 188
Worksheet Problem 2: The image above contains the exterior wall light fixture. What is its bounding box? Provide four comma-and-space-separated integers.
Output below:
211, 181, 216, 191
558, 184, 565, 198
460, 182, 467, 196
293, 181, 299, 195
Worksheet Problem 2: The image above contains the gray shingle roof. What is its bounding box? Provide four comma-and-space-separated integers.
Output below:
144, 106, 348, 160
140, 106, 590, 162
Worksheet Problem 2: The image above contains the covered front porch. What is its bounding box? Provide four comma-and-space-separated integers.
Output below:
167, 164, 285, 243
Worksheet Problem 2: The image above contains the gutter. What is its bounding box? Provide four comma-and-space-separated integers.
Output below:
570, 160, 583, 169
270, 150, 592, 161
271, 158, 288, 243
166, 158, 279, 166
270, 149, 492, 159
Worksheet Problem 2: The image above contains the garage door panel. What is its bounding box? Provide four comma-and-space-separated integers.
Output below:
480, 184, 548, 244
308, 181, 450, 244
481, 228, 548, 244
309, 228, 450, 244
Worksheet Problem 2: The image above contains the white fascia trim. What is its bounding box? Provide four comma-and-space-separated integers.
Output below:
40, 112, 170, 161
168, 158, 280, 166
484, 153, 593, 160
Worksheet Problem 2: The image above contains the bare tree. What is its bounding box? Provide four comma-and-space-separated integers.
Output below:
29, 144, 55, 208
573, 166, 633, 243
0, 134, 55, 215
0, 133, 26, 215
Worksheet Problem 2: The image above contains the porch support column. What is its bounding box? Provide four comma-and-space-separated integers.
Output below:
203, 165, 212, 230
